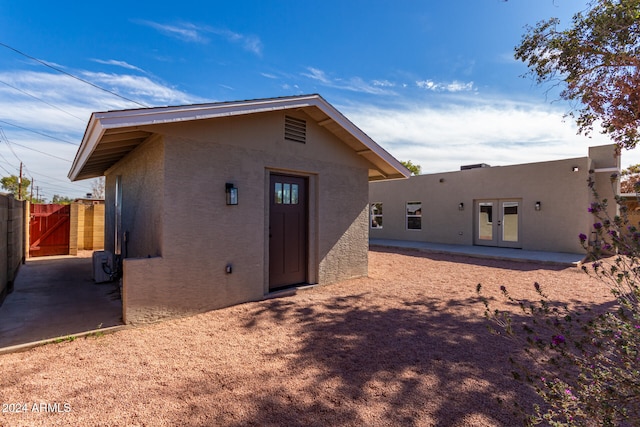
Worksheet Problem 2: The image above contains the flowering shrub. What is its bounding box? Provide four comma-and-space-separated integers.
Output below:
478, 175, 640, 426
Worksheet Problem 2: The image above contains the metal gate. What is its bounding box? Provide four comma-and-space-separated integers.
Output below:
29, 204, 71, 257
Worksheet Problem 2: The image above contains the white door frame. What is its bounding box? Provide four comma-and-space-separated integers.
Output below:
474, 199, 522, 248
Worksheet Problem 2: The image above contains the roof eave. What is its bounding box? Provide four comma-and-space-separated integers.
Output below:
309, 96, 410, 181
68, 114, 106, 181
68, 94, 410, 182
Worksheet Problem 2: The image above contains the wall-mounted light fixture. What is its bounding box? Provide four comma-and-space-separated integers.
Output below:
535, 201, 541, 211
439, 178, 445, 183
572, 166, 580, 172
458, 202, 464, 211
225, 183, 238, 205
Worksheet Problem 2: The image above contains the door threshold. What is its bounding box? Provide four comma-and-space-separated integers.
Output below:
264, 283, 317, 300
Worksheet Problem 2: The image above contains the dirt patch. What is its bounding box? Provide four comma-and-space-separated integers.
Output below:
0, 248, 612, 426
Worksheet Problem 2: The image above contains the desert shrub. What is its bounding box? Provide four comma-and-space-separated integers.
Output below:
478, 175, 640, 426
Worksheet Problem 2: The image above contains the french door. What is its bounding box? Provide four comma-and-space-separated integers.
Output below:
474, 199, 521, 248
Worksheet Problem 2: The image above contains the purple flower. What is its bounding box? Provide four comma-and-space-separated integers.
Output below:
565, 388, 577, 401
593, 222, 603, 230
552, 335, 566, 345
579, 233, 588, 242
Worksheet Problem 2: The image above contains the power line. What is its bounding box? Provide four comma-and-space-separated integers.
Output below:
0, 127, 24, 164
0, 161, 12, 175
0, 78, 86, 122
0, 119, 78, 145
0, 126, 73, 162
3, 139, 72, 162
0, 148, 16, 170
26, 168, 74, 185
0, 41, 149, 108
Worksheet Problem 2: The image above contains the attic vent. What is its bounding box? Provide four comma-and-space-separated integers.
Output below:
460, 163, 491, 170
284, 116, 306, 143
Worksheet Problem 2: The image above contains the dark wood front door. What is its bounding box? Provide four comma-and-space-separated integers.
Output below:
269, 174, 308, 291
29, 204, 70, 257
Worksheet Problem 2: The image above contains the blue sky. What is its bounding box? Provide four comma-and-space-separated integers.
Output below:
0, 0, 635, 200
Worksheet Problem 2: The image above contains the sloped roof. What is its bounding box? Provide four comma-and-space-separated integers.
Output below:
68, 94, 410, 182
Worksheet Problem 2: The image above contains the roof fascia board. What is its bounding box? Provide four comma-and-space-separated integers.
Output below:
69, 94, 410, 181
311, 97, 411, 179
95, 95, 321, 130
68, 115, 105, 181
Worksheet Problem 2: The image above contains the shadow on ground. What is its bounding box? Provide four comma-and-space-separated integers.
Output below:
237, 295, 531, 426
156, 291, 555, 427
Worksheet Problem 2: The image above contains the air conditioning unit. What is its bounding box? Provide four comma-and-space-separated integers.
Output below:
93, 250, 114, 283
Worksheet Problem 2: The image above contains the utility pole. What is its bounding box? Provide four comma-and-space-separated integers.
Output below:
18, 162, 22, 200
30, 177, 33, 201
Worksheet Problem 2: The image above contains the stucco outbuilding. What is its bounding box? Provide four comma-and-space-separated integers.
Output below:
69, 94, 409, 324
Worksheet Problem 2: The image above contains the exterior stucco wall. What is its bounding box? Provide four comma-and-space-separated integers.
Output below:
120, 111, 370, 324
104, 136, 164, 259
0, 195, 25, 304
588, 144, 621, 224
0, 195, 7, 300
370, 145, 619, 254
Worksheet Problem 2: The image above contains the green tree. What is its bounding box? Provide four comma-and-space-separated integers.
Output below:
0, 175, 31, 200
515, 0, 640, 150
400, 160, 422, 176
620, 164, 640, 192
52, 194, 74, 204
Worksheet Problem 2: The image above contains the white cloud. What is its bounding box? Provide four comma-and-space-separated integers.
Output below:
91, 59, 145, 73
135, 20, 263, 56
340, 98, 623, 174
302, 67, 396, 95
372, 80, 395, 87
416, 79, 475, 92
0, 68, 205, 199
302, 67, 332, 84
81, 72, 203, 106
136, 20, 207, 43
240, 35, 263, 56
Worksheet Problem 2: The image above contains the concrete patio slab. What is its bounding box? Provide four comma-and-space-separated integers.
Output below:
0, 254, 123, 350
370, 238, 587, 266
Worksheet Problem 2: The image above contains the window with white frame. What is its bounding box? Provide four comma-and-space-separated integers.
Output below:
406, 201, 422, 230
370, 203, 383, 229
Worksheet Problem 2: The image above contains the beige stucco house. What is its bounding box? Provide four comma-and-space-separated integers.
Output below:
68, 94, 409, 324
369, 144, 620, 254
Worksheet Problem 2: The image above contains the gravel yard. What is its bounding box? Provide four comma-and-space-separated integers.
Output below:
0, 247, 614, 426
